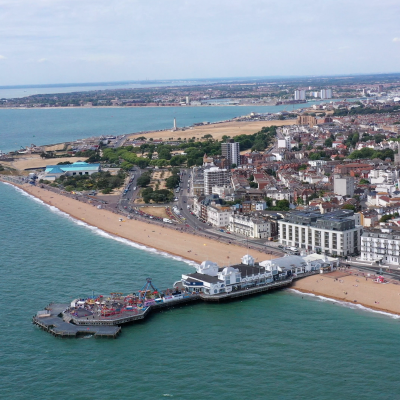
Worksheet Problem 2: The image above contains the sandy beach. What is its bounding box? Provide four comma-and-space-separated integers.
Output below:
293, 270, 400, 315
6, 181, 274, 266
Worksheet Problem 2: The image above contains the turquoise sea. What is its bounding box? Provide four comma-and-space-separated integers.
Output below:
0, 101, 337, 153
1, 182, 400, 399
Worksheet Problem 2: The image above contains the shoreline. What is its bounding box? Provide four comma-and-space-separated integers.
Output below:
292, 271, 400, 317
289, 287, 400, 317
0, 97, 360, 111
0, 104, 279, 110
1, 179, 275, 266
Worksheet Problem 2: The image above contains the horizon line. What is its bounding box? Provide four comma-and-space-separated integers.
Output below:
1, 72, 400, 90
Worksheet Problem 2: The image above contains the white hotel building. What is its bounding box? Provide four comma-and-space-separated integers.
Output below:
360, 226, 400, 266
229, 214, 271, 239
278, 210, 362, 256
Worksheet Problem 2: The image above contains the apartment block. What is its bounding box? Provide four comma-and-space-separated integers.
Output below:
278, 210, 362, 256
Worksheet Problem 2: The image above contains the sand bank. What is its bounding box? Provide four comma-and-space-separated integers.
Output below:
292, 270, 400, 315
7, 182, 274, 266
1, 154, 78, 171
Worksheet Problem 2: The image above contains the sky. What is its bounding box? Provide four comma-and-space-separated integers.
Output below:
0, 0, 400, 86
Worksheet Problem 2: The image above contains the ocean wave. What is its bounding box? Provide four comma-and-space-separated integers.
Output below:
8, 183, 199, 268
288, 289, 400, 319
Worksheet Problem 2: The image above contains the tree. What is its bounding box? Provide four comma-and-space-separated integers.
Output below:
324, 138, 333, 147
342, 204, 356, 211
137, 173, 151, 187
265, 168, 276, 177
157, 146, 171, 160
264, 197, 273, 207
380, 215, 393, 223
165, 174, 180, 189
137, 159, 149, 169
170, 155, 186, 166
359, 178, 369, 184
276, 199, 290, 210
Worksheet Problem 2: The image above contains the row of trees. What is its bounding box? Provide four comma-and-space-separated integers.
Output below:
84, 124, 279, 171
51, 170, 126, 194
141, 188, 174, 204
333, 105, 400, 117
348, 147, 394, 160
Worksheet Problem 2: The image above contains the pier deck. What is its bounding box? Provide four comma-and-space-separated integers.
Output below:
33, 303, 121, 338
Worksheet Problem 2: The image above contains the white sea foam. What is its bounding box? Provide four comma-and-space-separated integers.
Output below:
288, 289, 400, 319
8, 184, 199, 268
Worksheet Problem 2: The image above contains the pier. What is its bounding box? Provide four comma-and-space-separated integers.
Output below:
33, 278, 295, 339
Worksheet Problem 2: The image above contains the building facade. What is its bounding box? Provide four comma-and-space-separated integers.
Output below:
221, 140, 240, 167
203, 167, 230, 195
207, 206, 232, 227
229, 214, 275, 239
334, 175, 354, 197
42, 161, 101, 181
361, 227, 400, 266
278, 210, 362, 256
294, 90, 306, 101
320, 88, 333, 99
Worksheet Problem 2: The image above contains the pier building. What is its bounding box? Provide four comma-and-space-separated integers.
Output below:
180, 256, 276, 295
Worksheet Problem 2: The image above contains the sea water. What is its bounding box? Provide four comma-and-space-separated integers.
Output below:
1, 182, 400, 399
0, 100, 345, 153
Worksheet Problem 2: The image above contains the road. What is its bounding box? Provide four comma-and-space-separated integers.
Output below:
119, 168, 143, 211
